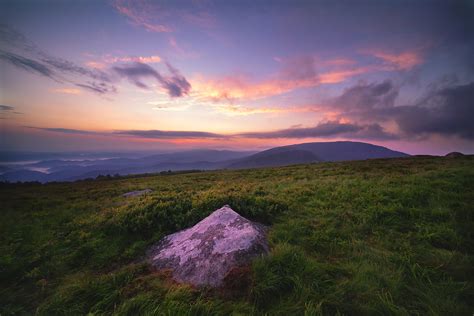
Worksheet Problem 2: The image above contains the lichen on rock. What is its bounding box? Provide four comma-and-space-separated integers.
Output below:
148, 205, 269, 287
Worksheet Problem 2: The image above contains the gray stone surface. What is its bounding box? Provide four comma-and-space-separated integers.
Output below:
148, 205, 268, 287
122, 189, 152, 197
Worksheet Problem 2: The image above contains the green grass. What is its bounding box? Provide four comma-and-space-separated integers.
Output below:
1, 156, 473, 315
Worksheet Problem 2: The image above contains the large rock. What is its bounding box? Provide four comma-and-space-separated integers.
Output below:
148, 205, 268, 287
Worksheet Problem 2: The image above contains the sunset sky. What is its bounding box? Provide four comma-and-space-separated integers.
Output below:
1, 0, 473, 154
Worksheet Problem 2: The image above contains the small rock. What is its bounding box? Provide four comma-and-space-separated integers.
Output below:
148, 205, 268, 287
122, 189, 152, 197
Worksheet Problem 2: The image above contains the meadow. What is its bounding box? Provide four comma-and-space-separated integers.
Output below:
1, 156, 473, 315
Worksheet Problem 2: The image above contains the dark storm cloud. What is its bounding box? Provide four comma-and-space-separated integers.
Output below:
332, 80, 398, 112
329, 79, 474, 140
114, 129, 223, 139
392, 82, 474, 139
113, 62, 191, 97
354, 123, 399, 140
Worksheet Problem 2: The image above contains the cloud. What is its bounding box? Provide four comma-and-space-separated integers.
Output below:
0, 105, 14, 111
322, 79, 474, 140
52, 88, 82, 95
392, 82, 474, 139
151, 105, 190, 112
365, 49, 424, 70
213, 104, 288, 116
26, 126, 226, 139
23, 120, 396, 142
40, 56, 112, 82
113, 62, 191, 97
75, 82, 117, 95
86, 55, 162, 69
114, 129, 224, 139
237, 121, 397, 140
323, 58, 356, 67
0, 24, 116, 95
353, 123, 399, 140
192, 55, 373, 102
189, 48, 422, 105
0, 104, 22, 117
0, 50, 55, 79
238, 121, 361, 139
26, 127, 101, 135
111, 0, 216, 33
168, 37, 199, 59
331, 80, 398, 113
115, 55, 162, 64
318, 67, 372, 84
112, 0, 172, 32
0, 23, 36, 51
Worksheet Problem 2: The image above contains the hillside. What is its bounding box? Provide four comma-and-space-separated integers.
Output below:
228, 141, 408, 169
0, 141, 408, 182
1, 156, 473, 315
227, 149, 321, 169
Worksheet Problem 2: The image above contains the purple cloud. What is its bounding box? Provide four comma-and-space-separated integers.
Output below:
0, 51, 55, 79
113, 62, 191, 97
114, 129, 223, 139
238, 121, 397, 140
327, 79, 474, 140
0, 24, 116, 95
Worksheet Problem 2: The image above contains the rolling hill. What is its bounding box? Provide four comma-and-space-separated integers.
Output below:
227, 141, 408, 169
0, 142, 409, 182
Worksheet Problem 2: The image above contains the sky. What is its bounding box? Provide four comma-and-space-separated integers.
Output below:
0, 0, 473, 155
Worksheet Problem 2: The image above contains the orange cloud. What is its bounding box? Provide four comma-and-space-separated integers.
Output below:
213, 104, 287, 116
52, 88, 82, 95
323, 58, 356, 67
318, 67, 371, 84
85, 61, 107, 69
366, 49, 423, 70
193, 66, 371, 101
86, 55, 161, 68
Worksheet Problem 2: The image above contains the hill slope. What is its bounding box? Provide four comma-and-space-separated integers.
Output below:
227, 149, 321, 169
0, 149, 255, 182
0, 142, 408, 182
228, 141, 408, 169
1, 156, 472, 315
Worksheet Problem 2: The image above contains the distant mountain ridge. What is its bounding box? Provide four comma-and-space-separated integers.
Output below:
227, 141, 409, 169
0, 142, 409, 182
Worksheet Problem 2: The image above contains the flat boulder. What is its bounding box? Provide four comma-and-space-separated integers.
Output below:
122, 189, 152, 197
148, 205, 268, 287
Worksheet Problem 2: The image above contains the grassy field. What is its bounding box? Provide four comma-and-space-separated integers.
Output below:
1, 156, 473, 315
